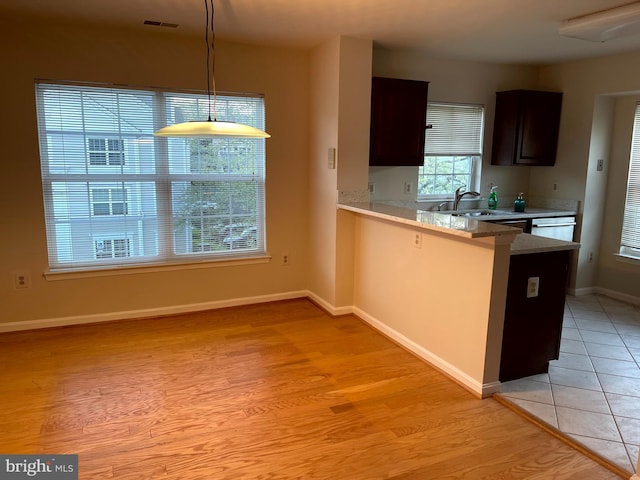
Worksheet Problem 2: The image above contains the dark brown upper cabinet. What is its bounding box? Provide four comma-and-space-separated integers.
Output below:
491, 90, 562, 166
369, 77, 429, 167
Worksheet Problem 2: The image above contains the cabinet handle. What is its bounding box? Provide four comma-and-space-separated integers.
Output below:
532, 222, 576, 228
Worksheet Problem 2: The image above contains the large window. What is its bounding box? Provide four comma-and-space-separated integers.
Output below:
620, 102, 640, 261
418, 102, 484, 199
36, 82, 267, 271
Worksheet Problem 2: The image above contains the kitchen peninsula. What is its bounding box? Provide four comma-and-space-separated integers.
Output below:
338, 202, 579, 398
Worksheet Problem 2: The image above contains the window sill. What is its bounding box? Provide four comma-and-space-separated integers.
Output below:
613, 253, 640, 266
44, 255, 272, 281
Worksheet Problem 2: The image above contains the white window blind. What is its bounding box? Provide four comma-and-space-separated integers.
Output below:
36, 81, 267, 271
620, 102, 640, 259
418, 102, 484, 198
425, 103, 484, 156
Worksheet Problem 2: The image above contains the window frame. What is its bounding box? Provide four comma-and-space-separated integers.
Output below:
36, 80, 267, 273
618, 102, 640, 262
417, 102, 484, 201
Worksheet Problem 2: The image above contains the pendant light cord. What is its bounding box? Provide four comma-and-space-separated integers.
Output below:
204, 0, 216, 122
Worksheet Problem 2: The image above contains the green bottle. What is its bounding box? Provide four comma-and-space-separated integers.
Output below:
488, 186, 498, 210
514, 192, 526, 212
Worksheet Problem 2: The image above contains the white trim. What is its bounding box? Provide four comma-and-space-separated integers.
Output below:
44, 255, 271, 280
0, 290, 308, 333
569, 286, 597, 296
593, 287, 640, 307
353, 306, 496, 398
567, 286, 640, 307
614, 253, 640, 266
306, 291, 354, 316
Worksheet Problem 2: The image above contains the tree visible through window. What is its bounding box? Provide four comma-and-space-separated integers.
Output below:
418, 103, 484, 199
36, 82, 267, 270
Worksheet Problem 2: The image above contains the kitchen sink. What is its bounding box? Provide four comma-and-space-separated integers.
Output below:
448, 209, 513, 217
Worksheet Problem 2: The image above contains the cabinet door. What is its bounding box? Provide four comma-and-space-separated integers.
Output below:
491, 90, 562, 166
517, 91, 562, 166
369, 77, 429, 166
499, 250, 570, 382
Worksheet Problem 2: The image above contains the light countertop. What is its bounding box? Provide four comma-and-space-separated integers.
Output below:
338, 202, 519, 239
510, 233, 580, 255
338, 202, 580, 254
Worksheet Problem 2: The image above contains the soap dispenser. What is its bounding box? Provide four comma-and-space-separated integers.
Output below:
514, 192, 526, 212
488, 186, 498, 210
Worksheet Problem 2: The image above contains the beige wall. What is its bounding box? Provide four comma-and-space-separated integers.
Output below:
308, 36, 372, 312
351, 214, 513, 397
0, 15, 310, 326
537, 51, 640, 297
598, 95, 640, 297
369, 49, 538, 204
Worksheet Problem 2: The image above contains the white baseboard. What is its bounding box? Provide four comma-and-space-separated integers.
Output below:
0, 290, 310, 333
568, 286, 597, 296
353, 306, 496, 398
306, 291, 354, 316
594, 287, 640, 307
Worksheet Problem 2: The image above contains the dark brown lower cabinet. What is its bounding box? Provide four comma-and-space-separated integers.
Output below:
499, 250, 571, 382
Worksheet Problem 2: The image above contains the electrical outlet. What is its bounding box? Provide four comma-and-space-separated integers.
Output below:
414, 233, 422, 249
588, 252, 594, 262
281, 253, 290, 266
552, 182, 559, 192
13, 271, 31, 290
404, 182, 413, 195
527, 276, 539, 298
368, 183, 375, 194
597, 159, 604, 172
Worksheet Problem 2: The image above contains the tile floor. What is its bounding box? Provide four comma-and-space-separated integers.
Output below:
498, 294, 640, 474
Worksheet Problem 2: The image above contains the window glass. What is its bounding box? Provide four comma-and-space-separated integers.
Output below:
418, 103, 484, 200
36, 82, 267, 270
620, 102, 640, 260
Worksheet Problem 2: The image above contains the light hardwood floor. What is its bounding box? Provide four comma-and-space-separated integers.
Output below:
0, 299, 625, 479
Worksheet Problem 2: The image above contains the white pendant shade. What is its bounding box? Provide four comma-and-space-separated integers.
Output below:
154, 120, 270, 138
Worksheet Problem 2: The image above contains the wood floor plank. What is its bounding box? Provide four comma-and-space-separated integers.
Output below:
0, 299, 625, 479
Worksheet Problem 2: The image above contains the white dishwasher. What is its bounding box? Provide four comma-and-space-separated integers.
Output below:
530, 216, 576, 241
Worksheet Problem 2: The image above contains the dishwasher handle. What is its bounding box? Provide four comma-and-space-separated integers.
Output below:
531, 221, 576, 228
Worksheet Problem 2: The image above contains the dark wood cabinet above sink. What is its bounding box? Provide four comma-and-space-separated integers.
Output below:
491, 90, 562, 167
369, 77, 429, 167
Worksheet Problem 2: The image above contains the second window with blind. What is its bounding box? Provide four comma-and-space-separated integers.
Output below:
418, 102, 485, 200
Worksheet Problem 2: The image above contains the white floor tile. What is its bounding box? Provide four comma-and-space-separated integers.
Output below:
550, 352, 593, 372
584, 342, 635, 361
575, 319, 618, 334
551, 384, 611, 414
568, 434, 634, 473
556, 406, 622, 441
499, 378, 553, 404
606, 392, 640, 420
590, 357, 640, 378
616, 416, 640, 445
598, 373, 640, 396
561, 327, 582, 341
579, 330, 626, 347
548, 365, 602, 391
507, 397, 558, 428
560, 338, 588, 355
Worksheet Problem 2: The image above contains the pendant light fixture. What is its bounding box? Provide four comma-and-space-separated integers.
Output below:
154, 0, 270, 138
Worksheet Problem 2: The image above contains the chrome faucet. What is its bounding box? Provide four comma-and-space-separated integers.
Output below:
453, 186, 481, 210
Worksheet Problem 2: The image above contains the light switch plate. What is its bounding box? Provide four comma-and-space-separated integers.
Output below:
527, 276, 539, 298
327, 148, 336, 169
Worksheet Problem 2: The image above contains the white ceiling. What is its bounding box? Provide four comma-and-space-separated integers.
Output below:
3, 0, 640, 65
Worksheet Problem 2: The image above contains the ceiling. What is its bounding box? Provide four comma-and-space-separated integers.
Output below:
2, 0, 640, 65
